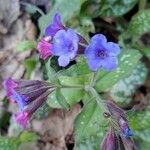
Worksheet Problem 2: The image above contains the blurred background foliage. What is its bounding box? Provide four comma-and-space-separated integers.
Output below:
0, 0, 150, 149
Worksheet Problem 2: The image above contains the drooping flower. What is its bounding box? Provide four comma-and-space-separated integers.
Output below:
101, 127, 118, 150
52, 29, 79, 67
45, 13, 65, 38
121, 135, 136, 150
84, 34, 120, 71
3, 78, 18, 98
37, 38, 52, 60
119, 118, 133, 138
15, 112, 29, 129
3, 78, 55, 128
106, 101, 133, 138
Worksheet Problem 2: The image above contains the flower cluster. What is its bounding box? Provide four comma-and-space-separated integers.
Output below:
3, 78, 55, 128
100, 101, 135, 149
37, 13, 120, 71
4, 13, 122, 134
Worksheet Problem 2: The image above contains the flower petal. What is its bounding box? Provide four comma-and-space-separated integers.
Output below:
37, 39, 52, 60
45, 13, 64, 37
91, 34, 107, 48
106, 42, 120, 56
87, 59, 101, 71
58, 56, 70, 67
3, 78, 18, 97
101, 56, 118, 71
14, 112, 29, 128
11, 91, 27, 110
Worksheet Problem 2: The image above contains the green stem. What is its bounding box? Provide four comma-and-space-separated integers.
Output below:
90, 71, 100, 87
61, 85, 84, 89
85, 86, 107, 113
139, 0, 147, 10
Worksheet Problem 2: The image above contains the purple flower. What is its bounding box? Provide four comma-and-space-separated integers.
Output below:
15, 112, 29, 128
119, 118, 133, 138
3, 78, 18, 98
121, 135, 136, 150
85, 34, 120, 71
101, 127, 118, 150
106, 101, 133, 138
45, 13, 65, 38
52, 29, 79, 67
3, 78, 55, 128
37, 38, 52, 60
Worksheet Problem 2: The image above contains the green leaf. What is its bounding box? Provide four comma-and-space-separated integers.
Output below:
0, 131, 38, 150
34, 103, 51, 119
0, 136, 21, 150
136, 46, 150, 58
16, 40, 36, 52
24, 59, 37, 79
99, 0, 138, 17
95, 49, 142, 92
128, 10, 150, 37
44, 58, 60, 84
110, 62, 147, 105
21, 2, 44, 15
47, 90, 62, 108
56, 88, 70, 110
59, 57, 91, 76
58, 73, 94, 87
128, 107, 150, 131
19, 131, 39, 142
128, 107, 150, 145
47, 88, 85, 108
75, 100, 107, 149
38, 0, 87, 33
61, 88, 85, 106
139, 141, 150, 150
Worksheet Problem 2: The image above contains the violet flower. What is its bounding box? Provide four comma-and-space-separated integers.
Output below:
84, 34, 120, 71
45, 13, 65, 38
106, 101, 133, 138
37, 38, 52, 60
3, 78, 55, 128
101, 127, 118, 150
119, 118, 133, 138
52, 29, 79, 67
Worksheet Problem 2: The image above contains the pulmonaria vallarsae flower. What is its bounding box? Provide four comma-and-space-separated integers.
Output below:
106, 101, 133, 138
101, 127, 118, 150
37, 38, 52, 60
119, 117, 133, 138
3, 78, 55, 128
52, 29, 79, 67
45, 13, 65, 38
84, 34, 120, 71
101, 126, 135, 150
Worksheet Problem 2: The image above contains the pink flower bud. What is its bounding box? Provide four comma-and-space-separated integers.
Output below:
37, 38, 52, 60
101, 127, 118, 150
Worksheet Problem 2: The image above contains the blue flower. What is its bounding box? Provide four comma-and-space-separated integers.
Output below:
84, 34, 120, 71
45, 13, 65, 38
52, 29, 79, 67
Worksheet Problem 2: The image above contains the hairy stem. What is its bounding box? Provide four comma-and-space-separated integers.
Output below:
85, 85, 107, 113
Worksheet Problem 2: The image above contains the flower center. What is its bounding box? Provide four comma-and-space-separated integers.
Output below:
97, 50, 107, 59
67, 42, 74, 52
